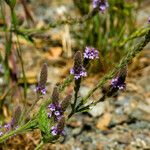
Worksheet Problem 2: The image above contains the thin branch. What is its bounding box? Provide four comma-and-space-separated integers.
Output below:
77, 30, 150, 108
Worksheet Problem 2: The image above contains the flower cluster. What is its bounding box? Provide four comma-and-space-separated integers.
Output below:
84, 47, 99, 59
93, 0, 109, 12
4, 123, 11, 131
35, 63, 48, 95
51, 117, 65, 136
0, 123, 18, 137
70, 51, 87, 80
0, 106, 21, 137
47, 86, 71, 136
70, 48, 99, 80
48, 103, 63, 121
111, 77, 126, 90
70, 67, 87, 80
111, 66, 127, 90
35, 86, 46, 95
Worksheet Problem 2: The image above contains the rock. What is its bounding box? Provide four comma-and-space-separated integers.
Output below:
96, 113, 112, 130
89, 102, 106, 117
72, 127, 82, 136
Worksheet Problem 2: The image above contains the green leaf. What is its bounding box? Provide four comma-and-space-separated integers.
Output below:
38, 105, 59, 143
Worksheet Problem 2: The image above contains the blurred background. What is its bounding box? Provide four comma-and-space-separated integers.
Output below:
0, 0, 150, 149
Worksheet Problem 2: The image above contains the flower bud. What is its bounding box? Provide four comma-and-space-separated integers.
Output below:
52, 86, 59, 103
61, 94, 72, 111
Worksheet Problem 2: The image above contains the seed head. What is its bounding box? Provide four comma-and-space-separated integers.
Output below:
39, 63, 48, 88
11, 106, 21, 128
70, 51, 87, 80
52, 86, 59, 103
61, 94, 72, 111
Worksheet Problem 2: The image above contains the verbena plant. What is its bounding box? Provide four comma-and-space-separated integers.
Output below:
0, 0, 150, 149
73, 0, 136, 69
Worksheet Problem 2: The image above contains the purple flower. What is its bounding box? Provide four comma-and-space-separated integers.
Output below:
70, 51, 87, 80
41, 88, 46, 95
111, 77, 126, 90
51, 126, 58, 136
54, 111, 61, 116
93, 0, 109, 12
50, 117, 65, 136
47, 102, 63, 121
0, 131, 3, 136
56, 115, 63, 121
35, 63, 48, 95
51, 126, 65, 136
70, 67, 87, 80
35, 86, 46, 95
48, 103, 56, 111
4, 123, 11, 131
84, 47, 99, 59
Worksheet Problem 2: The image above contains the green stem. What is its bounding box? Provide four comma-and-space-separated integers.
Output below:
10, 8, 28, 99
0, 119, 37, 143
77, 30, 150, 109
0, 0, 12, 84
118, 26, 150, 47
34, 141, 44, 150
59, 75, 74, 92
24, 93, 40, 119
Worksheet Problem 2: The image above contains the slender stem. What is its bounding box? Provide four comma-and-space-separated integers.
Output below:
25, 93, 40, 118
10, 8, 28, 100
0, 0, 12, 84
58, 75, 74, 92
76, 30, 150, 109
118, 26, 150, 47
76, 95, 105, 113
68, 78, 81, 118
0, 119, 37, 143
34, 141, 44, 150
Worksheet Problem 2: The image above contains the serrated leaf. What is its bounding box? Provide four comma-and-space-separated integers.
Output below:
38, 105, 59, 143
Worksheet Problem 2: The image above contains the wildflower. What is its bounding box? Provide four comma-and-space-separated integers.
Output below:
47, 86, 63, 121
4, 123, 11, 131
110, 65, 127, 90
35, 86, 46, 95
51, 126, 58, 136
93, 0, 109, 12
48, 102, 63, 121
111, 77, 126, 90
84, 47, 99, 60
47, 87, 71, 122
48, 103, 56, 111
35, 63, 48, 95
70, 51, 87, 80
51, 117, 65, 136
